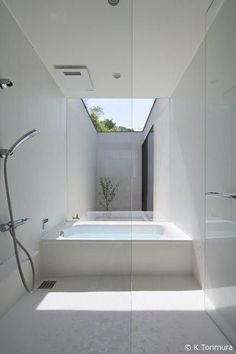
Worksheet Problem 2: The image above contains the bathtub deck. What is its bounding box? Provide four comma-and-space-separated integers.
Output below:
41, 222, 193, 277
0, 275, 234, 354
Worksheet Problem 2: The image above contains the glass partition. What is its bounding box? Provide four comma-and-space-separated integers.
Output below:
65, 2, 133, 353
205, 0, 236, 346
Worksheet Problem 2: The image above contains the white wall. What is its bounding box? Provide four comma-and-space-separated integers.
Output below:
147, 45, 205, 285
96, 133, 142, 211
66, 99, 97, 219
169, 43, 205, 286
0, 0, 66, 315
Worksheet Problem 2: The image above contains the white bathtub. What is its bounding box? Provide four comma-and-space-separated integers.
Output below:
57, 223, 168, 241
41, 221, 193, 277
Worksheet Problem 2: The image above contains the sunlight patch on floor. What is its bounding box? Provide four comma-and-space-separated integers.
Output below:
36, 288, 203, 312
36, 291, 131, 311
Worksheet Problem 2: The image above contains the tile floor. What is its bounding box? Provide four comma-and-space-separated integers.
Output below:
0, 276, 234, 354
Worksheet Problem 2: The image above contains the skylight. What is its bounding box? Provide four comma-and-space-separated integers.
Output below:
83, 99, 155, 132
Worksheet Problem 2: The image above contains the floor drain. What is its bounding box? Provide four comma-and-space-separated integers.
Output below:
38, 280, 56, 289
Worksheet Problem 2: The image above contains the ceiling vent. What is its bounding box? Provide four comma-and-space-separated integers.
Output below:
54, 65, 93, 91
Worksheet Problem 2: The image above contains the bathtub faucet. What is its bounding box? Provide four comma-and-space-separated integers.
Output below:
0, 218, 29, 232
72, 213, 80, 220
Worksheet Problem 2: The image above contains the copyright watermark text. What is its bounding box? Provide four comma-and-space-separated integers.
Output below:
184, 344, 233, 352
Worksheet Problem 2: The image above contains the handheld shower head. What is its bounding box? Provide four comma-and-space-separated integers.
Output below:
0, 129, 39, 158
9, 129, 38, 155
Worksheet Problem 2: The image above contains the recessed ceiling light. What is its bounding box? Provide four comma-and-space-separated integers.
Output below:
113, 73, 121, 79
108, 0, 120, 6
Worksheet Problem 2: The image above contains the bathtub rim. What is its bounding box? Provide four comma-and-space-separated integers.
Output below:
41, 221, 192, 242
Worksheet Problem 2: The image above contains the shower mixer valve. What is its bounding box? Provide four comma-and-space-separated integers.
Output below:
0, 218, 29, 232
0, 130, 39, 293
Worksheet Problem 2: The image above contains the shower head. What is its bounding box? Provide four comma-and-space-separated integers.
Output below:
9, 129, 39, 155
0, 129, 39, 158
0, 78, 13, 89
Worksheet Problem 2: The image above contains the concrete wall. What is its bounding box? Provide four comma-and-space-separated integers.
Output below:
67, 99, 97, 219
0, 1, 66, 316
67, 104, 142, 217
96, 133, 142, 211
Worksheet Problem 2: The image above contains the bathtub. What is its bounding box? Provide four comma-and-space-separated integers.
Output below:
56, 223, 173, 241
41, 221, 193, 277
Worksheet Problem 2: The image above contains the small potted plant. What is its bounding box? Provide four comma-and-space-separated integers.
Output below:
99, 177, 119, 215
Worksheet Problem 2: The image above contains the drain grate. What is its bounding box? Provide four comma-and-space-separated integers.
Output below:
38, 280, 56, 289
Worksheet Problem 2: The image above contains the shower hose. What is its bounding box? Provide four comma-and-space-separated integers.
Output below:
3, 152, 35, 293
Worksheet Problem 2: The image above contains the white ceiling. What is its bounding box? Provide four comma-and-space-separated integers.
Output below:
3, 0, 212, 98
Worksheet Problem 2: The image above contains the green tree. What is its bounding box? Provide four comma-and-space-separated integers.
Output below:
91, 106, 104, 117
99, 177, 119, 211
88, 105, 134, 132
118, 126, 134, 132
103, 119, 117, 130
89, 106, 105, 131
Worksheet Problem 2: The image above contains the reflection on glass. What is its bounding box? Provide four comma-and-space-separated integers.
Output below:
205, 0, 236, 347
